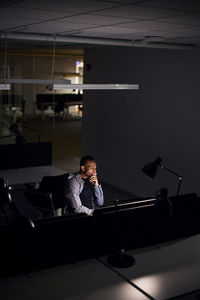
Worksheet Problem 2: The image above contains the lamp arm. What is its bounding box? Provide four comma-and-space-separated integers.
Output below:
159, 164, 182, 180
160, 164, 183, 196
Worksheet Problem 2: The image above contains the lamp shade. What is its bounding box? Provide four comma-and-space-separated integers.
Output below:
142, 157, 162, 178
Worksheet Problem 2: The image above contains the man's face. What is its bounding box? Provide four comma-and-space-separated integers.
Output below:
81, 160, 97, 177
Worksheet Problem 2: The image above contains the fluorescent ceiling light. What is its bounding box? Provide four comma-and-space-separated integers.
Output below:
0, 81, 139, 90
0, 78, 70, 84
49, 84, 139, 90
0, 84, 11, 90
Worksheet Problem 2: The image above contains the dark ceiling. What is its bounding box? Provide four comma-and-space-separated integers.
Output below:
0, 0, 200, 50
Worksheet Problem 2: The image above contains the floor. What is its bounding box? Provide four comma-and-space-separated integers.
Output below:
1, 115, 200, 299
1, 235, 200, 300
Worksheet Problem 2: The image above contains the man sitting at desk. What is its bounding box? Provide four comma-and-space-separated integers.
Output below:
66, 155, 104, 216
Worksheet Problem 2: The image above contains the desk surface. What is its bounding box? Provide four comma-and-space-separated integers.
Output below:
0, 165, 67, 185
1, 235, 200, 300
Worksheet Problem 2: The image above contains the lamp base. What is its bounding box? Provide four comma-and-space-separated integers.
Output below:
107, 249, 135, 268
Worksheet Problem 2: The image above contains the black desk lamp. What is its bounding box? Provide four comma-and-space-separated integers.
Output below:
106, 197, 157, 268
107, 199, 135, 268
142, 157, 183, 196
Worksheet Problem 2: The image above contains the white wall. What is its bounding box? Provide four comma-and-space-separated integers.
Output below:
83, 47, 200, 198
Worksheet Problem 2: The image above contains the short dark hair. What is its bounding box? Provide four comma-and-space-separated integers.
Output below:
80, 155, 95, 168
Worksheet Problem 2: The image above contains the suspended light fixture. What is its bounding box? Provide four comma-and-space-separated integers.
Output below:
0, 33, 140, 91
0, 80, 139, 90
0, 83, 11, 90
48, 35, 139, 91
47, 83, 139, 90
0, 78, 70, 85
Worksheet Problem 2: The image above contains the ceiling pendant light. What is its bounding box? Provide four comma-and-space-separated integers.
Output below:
48, 83, 139, 90
0, 83, 11, 90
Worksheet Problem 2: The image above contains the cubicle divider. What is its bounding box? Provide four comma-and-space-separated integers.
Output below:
0, 192, 200, 278
0, 142, 52, 169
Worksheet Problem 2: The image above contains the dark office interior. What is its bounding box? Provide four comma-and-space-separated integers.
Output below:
1, 1, 200, 299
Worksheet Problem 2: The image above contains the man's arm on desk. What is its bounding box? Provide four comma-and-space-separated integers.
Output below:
93, 185, 104, 207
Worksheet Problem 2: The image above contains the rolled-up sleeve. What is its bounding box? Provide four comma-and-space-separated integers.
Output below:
93, 185, 104, 207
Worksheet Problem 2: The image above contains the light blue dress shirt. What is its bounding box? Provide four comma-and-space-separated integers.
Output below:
67, 173, 104, 215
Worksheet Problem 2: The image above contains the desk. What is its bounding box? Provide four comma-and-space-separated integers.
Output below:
35, 101, 82, 120
0, 165, 67, 185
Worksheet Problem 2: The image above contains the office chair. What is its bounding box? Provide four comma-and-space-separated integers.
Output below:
0, 186, 37, 278
0, 177, 8, 189
0, 177, 9, 205
24, 190, 56, 220
0, 184, 37, 228
52, 100, 65, 119
38, 173, 69, 216
0, 177, 12, 226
